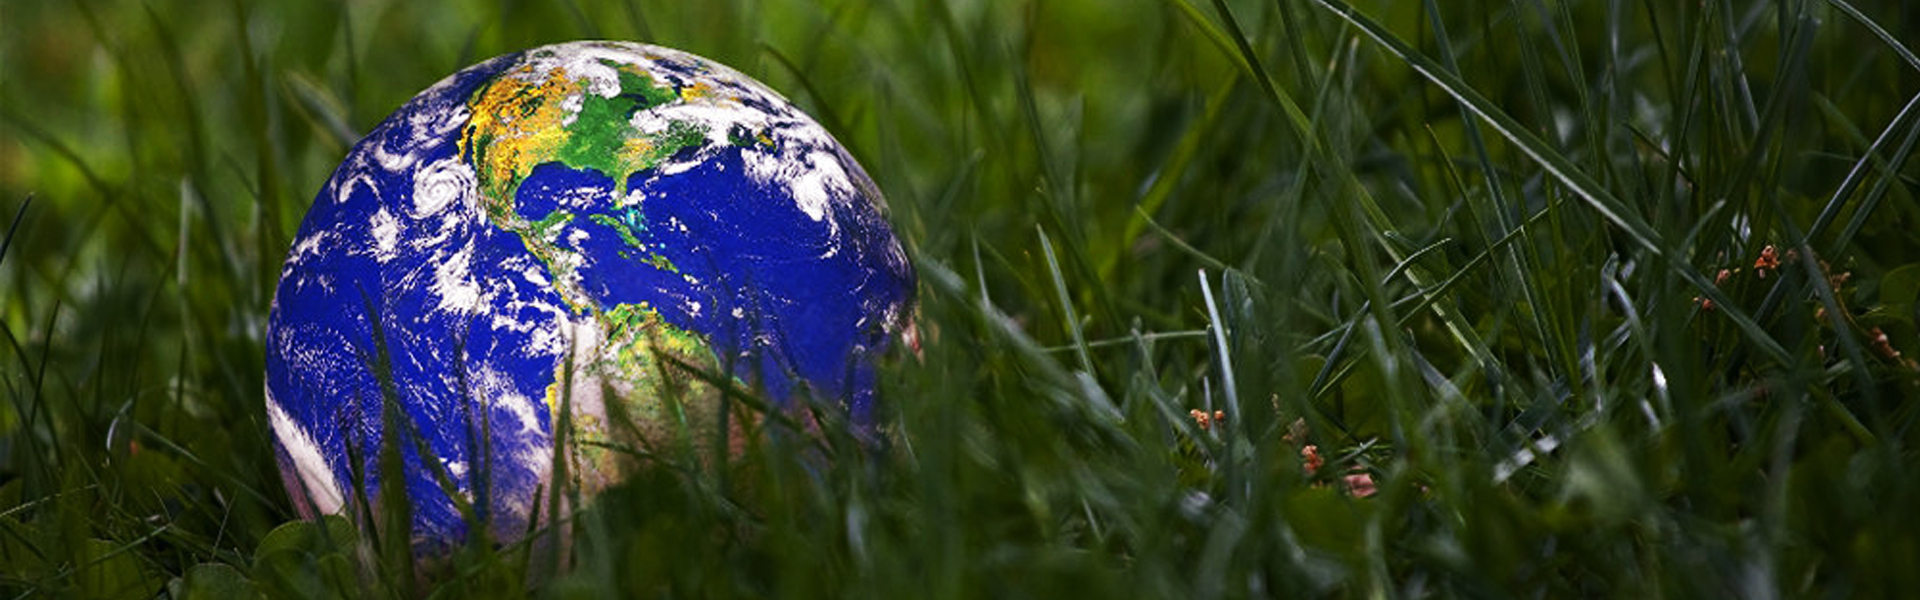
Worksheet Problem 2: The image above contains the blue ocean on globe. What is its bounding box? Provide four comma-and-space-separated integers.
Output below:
264, 41, 915, 556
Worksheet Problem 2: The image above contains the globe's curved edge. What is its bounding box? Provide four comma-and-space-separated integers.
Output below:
264, 41, 916, 558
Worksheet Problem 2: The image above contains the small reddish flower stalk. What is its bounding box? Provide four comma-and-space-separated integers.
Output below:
1343, 473, 1377, 498
1870, 327, 1902, 361
1277, 420, 1378, 498
1189, 409, 1225, 431
1301, 444, 1324, 474
1754, 245, 1780, 278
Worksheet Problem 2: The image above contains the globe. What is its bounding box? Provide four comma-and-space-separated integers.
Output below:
264, 41, 915, 558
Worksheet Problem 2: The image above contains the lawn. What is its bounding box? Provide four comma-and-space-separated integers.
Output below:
3, 0, 1919, 598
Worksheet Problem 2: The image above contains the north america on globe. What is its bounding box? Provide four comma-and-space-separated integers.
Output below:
264, 41, 916, 557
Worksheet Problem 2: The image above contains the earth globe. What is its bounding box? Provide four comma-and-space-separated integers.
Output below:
263, 41, 915, 558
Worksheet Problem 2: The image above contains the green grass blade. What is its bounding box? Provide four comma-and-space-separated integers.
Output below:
1310, 0, 1791, 365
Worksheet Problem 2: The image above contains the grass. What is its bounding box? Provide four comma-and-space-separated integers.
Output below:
4, 0, 1920, 597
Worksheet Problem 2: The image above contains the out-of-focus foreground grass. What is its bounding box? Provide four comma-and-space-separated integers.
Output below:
4, 0, 1920, 597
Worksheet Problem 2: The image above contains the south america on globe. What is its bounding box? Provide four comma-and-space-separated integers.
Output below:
264, 41, 916, 558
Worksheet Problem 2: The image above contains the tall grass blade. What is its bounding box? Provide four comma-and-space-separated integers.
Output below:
1310, 0, 1791, 364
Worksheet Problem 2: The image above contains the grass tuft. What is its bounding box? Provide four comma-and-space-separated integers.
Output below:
4, 0, 1920, 598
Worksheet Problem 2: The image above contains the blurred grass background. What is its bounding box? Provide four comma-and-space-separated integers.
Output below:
5, 0, 1920, 597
